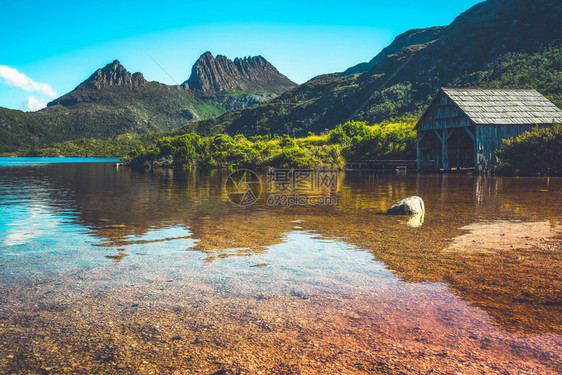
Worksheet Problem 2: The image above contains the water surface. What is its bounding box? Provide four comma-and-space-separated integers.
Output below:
0, 157, 120, 166
0, 161, 560, 374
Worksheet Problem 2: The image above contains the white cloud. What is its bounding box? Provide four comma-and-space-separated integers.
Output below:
25, 95, 48, 111
0, 65, 57, 98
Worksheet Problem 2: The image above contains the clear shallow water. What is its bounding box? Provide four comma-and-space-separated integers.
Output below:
0, 161, 561, 373
0, 157, 120, 167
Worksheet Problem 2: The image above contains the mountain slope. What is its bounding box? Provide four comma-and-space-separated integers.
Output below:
186, 0, 562, 137
0, 54, 296, 153
343, 26, 445, 76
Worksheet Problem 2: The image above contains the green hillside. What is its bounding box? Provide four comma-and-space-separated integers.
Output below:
0, 85, 226, 152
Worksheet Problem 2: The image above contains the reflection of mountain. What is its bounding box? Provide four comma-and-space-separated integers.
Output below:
5, 163, 562, 334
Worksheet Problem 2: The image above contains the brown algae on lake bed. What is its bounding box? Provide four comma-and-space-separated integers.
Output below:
1, 226, 561, 374
0, 231, 560, 374
0, 165, 561, 373
442, 220, 562, 253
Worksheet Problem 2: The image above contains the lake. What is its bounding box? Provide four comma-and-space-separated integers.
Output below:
0, 159, 560, 374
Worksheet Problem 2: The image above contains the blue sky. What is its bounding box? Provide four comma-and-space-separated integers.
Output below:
0, 0, 481, 111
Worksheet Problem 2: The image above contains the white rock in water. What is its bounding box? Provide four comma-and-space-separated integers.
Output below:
401, 212, 425, 228
387, 196, 425, 215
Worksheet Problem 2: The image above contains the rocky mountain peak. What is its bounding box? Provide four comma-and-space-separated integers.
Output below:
78, 60, 147, 90
47, 60, 148, 107
184, 52, 296, 94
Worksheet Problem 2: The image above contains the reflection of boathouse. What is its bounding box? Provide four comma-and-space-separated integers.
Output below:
415, 88, 562, 172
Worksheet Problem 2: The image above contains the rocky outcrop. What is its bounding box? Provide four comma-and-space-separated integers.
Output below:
78, 60, 147, 90
184, 52, 296, 94
47, 60, 149, 107
387, 196, 425, 215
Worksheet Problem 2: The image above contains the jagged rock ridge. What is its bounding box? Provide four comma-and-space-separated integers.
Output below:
184, 52, 296, 94
80, 60, 147, 89
48, 54, 296, 108
48, 60, 153, 107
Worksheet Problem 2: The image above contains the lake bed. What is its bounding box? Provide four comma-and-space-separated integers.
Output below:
0, 160, 560, 374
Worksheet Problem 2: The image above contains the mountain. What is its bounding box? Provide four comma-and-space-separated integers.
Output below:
184, 52, 295, 94
0, 54, 296, 153
343, 26, 445, 76
185, 0, 562, 137
47, 60, 164, 108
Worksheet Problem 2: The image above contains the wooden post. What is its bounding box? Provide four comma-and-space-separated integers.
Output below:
416, 132, 426, 170
455, 132, 461, 171
417, 136, 421, 170
474, 128, 479, 172
464, 126, 476, 170
433, 130, 443, 170
439, 129, 453, 171
442, 131, 448, 171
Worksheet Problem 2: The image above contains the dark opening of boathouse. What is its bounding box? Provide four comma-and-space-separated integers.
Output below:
415, 88, 562, 172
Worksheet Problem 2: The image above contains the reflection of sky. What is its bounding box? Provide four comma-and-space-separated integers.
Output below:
122, 226, 193, 243
0, 167, 101, 277
107, 225, 198, 254
0, 203, 102, 278
0, 162, 200, 278
0, 169, 67, 247
0, 164, 201, 278
2, 203, 59, 246
240, 230, 397, 289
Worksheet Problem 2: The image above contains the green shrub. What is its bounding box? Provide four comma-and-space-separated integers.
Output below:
122, 119, 415, 169
497, 123, 562, 176
328, 120, 415, 160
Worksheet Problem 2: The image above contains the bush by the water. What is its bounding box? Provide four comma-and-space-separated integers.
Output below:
496, 123, 562, 176
123, 132, 344, 169
328, 120, 416, 160
123, 120, 416, 169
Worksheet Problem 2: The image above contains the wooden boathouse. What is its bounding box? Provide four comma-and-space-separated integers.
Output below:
415, 88, 562, 172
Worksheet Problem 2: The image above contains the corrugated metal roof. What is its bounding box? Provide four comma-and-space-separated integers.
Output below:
442, 88, 562, 125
